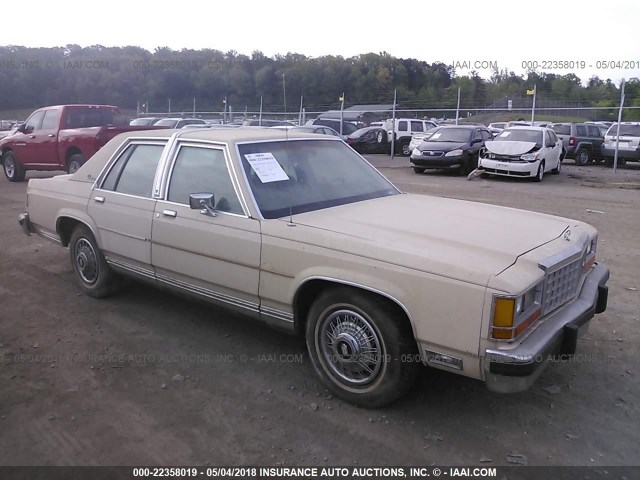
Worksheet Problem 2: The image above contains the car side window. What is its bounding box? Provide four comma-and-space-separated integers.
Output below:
24, 111, 45, 131
481, 130, 492, 141
41, 110, 60, 130
587, 126, 600, 137
167, 146, 243, 215
473, 130, 483, 141
576, 125, 587, 136
410, 121, 424, 133
101, 144, 165, 197
398, 121, 408, 132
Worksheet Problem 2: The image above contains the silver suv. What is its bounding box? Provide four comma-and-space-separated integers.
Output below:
602, 122, 640, 166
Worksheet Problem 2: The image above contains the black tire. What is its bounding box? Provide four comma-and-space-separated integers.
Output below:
305, 287, 419, 408
67, 153, 84, 174
604, 157, 613, 167
2, 151, 26, 182
400, 140, 412, 156
575, 149, 590, 166
69, 225, 120, 298
533, 161, 545, 182
413, 166, 426, 174
375, 130, 386, 145
551, 157, 562, 174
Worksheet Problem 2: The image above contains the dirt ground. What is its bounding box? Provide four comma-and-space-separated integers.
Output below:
0, 158, 638, 468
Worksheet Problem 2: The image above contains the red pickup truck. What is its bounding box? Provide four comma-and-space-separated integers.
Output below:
0, 104, 164, 182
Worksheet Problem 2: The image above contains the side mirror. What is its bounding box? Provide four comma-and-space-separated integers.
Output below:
189, 192, 217, 217
16, 123, 27, 133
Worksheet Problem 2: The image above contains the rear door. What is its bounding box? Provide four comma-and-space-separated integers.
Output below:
88, 141, 166, 276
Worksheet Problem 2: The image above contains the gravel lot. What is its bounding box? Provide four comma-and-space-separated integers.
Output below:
0, 158, 638, 467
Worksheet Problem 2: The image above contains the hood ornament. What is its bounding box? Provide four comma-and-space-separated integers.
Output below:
563, 229, 572, 241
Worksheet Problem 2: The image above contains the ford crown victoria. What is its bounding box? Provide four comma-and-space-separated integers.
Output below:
18, 128, 609, 407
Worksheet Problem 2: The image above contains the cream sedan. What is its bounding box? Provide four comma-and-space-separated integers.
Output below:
19, 128, 609, 407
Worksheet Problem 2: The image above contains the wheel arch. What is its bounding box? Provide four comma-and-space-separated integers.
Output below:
56, 214, 100, 247
65, 147, 83, 165
292, 276, 418, 341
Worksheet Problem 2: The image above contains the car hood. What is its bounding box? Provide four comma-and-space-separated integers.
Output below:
419, 141, 467, 152
485, 141, 537, 155
290, 194, 570, 286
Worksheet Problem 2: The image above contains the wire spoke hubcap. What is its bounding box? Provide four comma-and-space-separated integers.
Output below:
318, 309, 383, 385
75, 238, 99, 284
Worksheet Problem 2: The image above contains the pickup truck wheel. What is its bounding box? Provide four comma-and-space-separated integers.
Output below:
67, 154, 84, 174
305, 287, 418, 408
413, 166, 426, 174
533, 161, 545, 182
2, 152, 26, 182
575, 149, 590, 166
69, 225, 119, 298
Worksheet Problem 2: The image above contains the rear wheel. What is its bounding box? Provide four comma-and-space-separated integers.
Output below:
305, 287, 419, 407
551, 157, 562, 174
575, 149, 590, 166
2, 151, 26, 182
69, 225, 120, 298
67, 153, 84, 174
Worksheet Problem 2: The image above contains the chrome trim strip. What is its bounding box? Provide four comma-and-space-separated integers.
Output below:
105, 258, 155, 280
33, 227, 62, 245
156, 274, 259, 314
261, 306, 294, 324
98, 226, 149, 242
538, 232, 589, 272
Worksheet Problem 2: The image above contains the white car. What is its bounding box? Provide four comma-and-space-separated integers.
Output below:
479, 127, 564, 182
382, 118, 438, 155
602, 122, 640, 166
407, 128, 438, 152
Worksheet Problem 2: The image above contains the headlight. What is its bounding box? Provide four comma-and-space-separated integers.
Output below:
520, 152, 539, 162
412, 148, 421, 156
586, 235, 598, 255
445, 149, 464, 157
491, 283, 542, 340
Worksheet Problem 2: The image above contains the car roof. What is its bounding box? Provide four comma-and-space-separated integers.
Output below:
506, 126, 547, 131
435, 125, 481, 130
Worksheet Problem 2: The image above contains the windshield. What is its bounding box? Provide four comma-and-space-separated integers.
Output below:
238, 139, 399, 219
154, 119, 179, 127
550, 124, 571, 135
130, 118, 156, 126
606, 124, 640, 137
426, 128, 472, 143
495, 129, 543, 145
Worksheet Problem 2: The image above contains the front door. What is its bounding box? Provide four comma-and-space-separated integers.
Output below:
151, 143, 261, 314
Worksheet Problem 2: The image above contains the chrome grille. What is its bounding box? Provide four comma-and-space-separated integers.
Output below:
421, 151, 444, 157
542, 258, 583, 315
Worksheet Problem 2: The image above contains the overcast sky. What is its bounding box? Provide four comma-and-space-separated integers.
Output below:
3, 0, 639, 84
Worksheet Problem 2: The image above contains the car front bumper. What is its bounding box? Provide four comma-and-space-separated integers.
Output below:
410, 154, 464, 169
478, 158, 538, 177
18, 212, 33, 236
484, 262, 609, 393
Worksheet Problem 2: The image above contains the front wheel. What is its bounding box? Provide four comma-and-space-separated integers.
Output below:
305, 287, 419, 407
413, 166, 426, 174
2, 151, 26, 182
69, 225, 120, 298
533, 161, 545, 182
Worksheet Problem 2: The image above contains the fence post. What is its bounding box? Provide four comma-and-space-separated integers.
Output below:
613, 79, 626, 174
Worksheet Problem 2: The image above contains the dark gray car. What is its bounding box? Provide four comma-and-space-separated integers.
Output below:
550, 123, 605, 165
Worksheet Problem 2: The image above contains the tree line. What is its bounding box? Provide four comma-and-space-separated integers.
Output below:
0, 45, 638, 118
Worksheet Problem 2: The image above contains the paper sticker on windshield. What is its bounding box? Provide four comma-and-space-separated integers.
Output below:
244, 152, 289, 183
430, 133, 442, 139
498, 131, 511, 137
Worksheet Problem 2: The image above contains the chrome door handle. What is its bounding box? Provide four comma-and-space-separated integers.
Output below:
29, 135, 35, 139
162, 209, 177, 217
48, 134, 55, 138
94, 196, 105, 203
